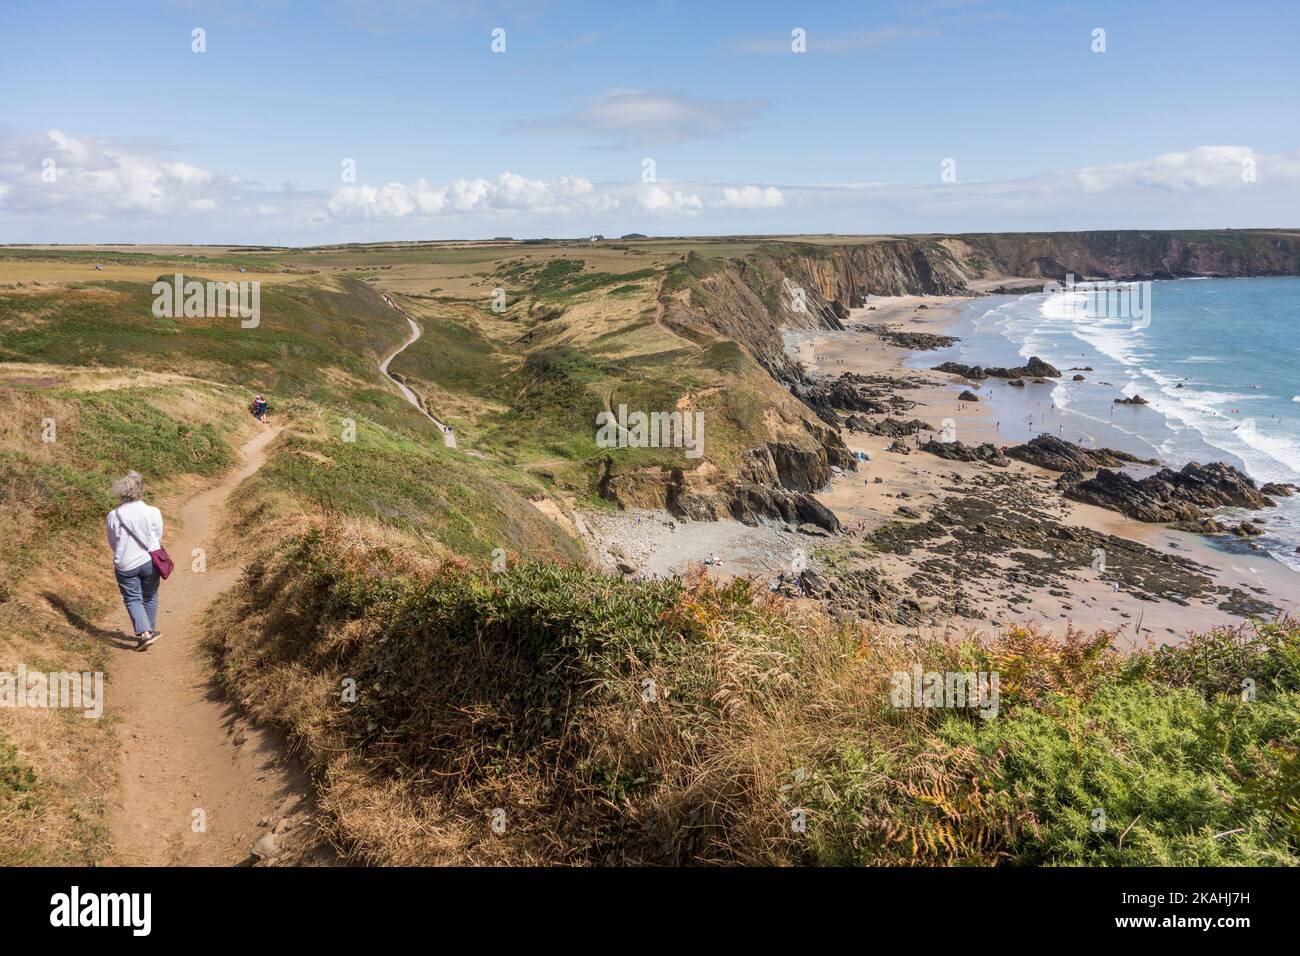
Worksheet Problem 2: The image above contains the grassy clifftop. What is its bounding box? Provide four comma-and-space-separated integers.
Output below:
208, 526, 1300, 866
0, 260, 588, 863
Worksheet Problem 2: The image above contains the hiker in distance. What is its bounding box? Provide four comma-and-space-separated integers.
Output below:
106, 471, 173, 650
250, 393, 269, 423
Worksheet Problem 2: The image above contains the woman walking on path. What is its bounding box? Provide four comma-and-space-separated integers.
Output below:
106, 471, 166, 649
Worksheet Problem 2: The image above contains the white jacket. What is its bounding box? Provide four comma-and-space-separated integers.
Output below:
106, 501, 165, 572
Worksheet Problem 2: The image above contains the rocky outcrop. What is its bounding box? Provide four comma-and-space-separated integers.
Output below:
932, 356, 1060, 380
790, 371, 926, 424
611, 441, 848, 533
770, 565, 920, 624
659, 238, 983, 390
1006, 435, 1157, 472
864, 324, 959, 350
1114, 394, 1149, 405
1058, 461, 1277, 522
844, 415, 934, 437
958, 390, 980, 402
920, 440, 1009, 466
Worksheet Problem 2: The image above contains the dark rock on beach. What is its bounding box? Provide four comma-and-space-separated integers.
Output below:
790, 370, 929, 423
1114, 394, 1149, 405
853, 470, 1277, 621
932, 355, 1061, 380
1169, 517, 1226, 535
1058, 461, 1276, 523
1006, 435, 1157, 472
865, 324, 959, 350
843, 415, 934, 437
920, 440, 1009, 467
1261, 482, 1298, 497
958, 390, 980, 402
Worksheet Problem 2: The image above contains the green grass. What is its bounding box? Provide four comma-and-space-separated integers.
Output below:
0, 386, 239, 583
497, 258, 660, 303
62, 390, 232, 479
212, 531, 1300, 865
0, 248, 287, 271
387, 307, 511, 402
474, 345, 611, 467
0, 276, 406, 410
247, 403, 582, 563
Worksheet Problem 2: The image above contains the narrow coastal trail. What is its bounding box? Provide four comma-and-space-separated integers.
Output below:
104, 426, 321, 865
379, 295, 457, 448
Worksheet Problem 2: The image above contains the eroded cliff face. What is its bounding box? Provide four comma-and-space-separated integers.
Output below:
946, 229, 1300, 282
662, 229, 1300, 385
596, 401, 851, 532
660, 239, 973, 380
603, 230, 1300, 531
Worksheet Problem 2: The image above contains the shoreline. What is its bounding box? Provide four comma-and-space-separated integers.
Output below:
803, 292, 1298, 642
580, 288, 1296, 645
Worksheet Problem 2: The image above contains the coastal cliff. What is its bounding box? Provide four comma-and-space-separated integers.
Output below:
662, 230, 1300, 380
646, 228, 1300, 528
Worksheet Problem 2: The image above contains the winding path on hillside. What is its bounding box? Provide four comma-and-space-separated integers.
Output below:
378, 294, 457, 448
104, 426, 326, 865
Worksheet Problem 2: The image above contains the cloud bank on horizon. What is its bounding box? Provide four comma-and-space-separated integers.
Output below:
3, 130, 1297, 244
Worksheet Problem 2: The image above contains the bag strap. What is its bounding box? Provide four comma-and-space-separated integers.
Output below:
114, 507, 153, 552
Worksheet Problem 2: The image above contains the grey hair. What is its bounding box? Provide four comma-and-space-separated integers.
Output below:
112, 471, 146, 503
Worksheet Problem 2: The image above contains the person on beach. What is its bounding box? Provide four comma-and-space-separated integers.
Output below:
105, 471, 165, 649
250, 394, 269, 423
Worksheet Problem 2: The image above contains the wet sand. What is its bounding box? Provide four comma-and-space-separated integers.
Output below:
800, 293, 1298, 643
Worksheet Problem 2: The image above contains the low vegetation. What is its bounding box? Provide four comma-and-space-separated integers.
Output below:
207, 525, 1300, 866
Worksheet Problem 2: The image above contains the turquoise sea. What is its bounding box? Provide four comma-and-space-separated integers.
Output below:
914, 276, 1300, 575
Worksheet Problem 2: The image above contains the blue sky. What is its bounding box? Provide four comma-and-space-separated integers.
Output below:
2, 0, 1298, 242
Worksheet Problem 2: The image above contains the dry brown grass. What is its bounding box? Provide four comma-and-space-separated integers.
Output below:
202, 523, 1051, 865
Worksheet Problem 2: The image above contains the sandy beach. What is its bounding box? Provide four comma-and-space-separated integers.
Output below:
797, 293, 1298, 643
585, 291, 1297, 646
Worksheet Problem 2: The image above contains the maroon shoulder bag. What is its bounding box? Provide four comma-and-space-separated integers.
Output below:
114, 508, 174, 579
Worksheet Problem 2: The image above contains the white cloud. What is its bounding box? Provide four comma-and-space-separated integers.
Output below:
640, 186, 703, 215
326, 172, 616, 221
3, 130, 1298, 242
718, 185, 785, 209
514, 89, 771, 147
1063, 146, 1273, 194
0, 130, 233, 218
